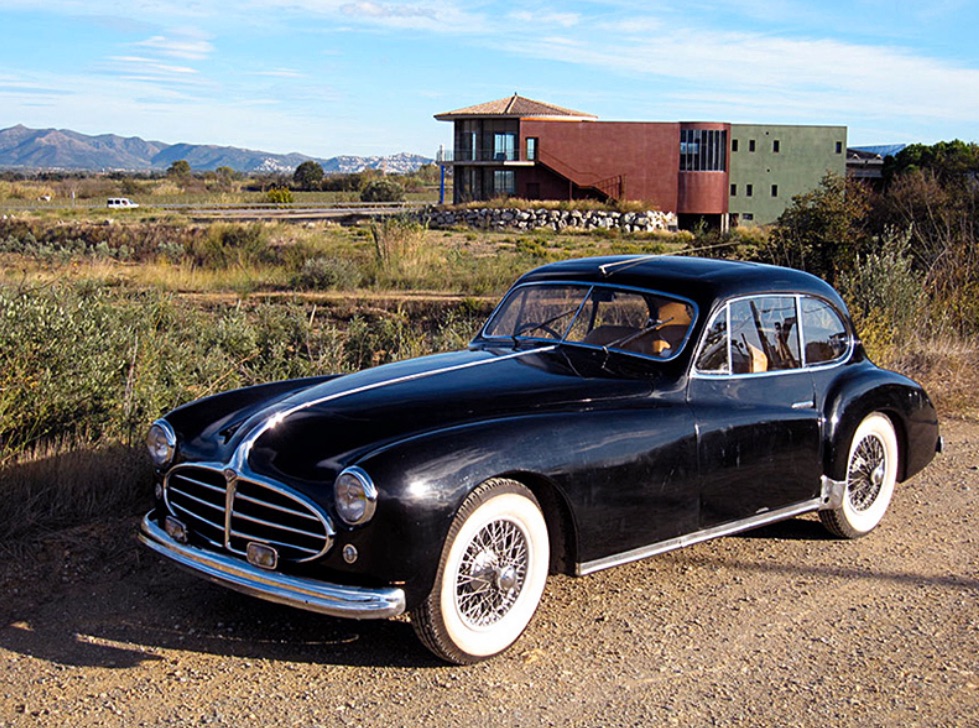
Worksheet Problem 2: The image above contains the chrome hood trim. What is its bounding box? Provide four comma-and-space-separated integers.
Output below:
229, 346, 557, 472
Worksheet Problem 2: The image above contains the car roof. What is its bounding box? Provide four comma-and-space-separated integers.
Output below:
515, 255, 847, 312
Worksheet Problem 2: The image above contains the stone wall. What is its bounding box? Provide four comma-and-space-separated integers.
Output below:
422, 207, 678, 233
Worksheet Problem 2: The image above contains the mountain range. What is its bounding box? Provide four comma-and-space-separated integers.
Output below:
0, 125, 433, 174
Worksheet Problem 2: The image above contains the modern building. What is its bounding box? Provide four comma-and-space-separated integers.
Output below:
435, 95, 847, 229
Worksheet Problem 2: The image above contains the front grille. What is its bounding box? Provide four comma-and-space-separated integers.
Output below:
165, 465, 333, 563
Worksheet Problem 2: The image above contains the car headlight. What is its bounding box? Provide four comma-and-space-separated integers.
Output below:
146, 420, 177, 468
334, 467, 377, 526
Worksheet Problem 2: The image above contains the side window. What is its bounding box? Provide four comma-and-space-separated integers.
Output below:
801, 297, 849, 365
729, 296, 800, 373
695, 306, 729, 373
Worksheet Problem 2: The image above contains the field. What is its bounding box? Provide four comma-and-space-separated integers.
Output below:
0, 197, 976, 544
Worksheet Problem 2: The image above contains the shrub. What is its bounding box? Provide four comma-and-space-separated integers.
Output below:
187, 223, 273, 269
291, 256, 362, 290
361, 178, 405, 203
266, 187, 294, 204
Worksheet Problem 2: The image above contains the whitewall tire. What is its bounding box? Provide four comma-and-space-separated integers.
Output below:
820, 412, 899, 539
412, 479, 549, 664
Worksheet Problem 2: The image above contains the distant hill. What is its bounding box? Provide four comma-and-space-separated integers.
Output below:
0, 125, 433, 174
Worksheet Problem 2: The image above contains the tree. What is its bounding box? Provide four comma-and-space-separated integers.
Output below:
167, 160, 192, 178
293, 160, 324, 191
763, 173, 871, 284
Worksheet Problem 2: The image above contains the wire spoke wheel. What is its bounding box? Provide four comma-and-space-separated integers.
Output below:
820, 412, 898, 539
411, 479, 549, 664
456, 518, 529, 628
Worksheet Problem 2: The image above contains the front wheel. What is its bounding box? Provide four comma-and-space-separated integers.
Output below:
820, 412, 899, 539
411, 479, 549, 664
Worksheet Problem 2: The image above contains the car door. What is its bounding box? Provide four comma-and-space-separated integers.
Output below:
687, 295, 823, 529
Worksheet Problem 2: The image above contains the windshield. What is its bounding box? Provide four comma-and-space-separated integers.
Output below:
481, 283, 695, 360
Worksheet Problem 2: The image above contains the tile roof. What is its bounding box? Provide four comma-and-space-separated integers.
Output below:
435, 94, 598, 121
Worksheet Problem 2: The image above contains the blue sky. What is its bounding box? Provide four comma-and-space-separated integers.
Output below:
1, 1, 977, 159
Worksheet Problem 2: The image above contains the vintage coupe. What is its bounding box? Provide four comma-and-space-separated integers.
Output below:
140, 255, 941, 663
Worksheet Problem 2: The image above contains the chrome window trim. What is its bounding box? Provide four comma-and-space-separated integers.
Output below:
691, 293, 853, 379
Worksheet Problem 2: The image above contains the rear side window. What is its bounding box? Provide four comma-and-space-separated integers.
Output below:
801, 297, 849, 365
696, 295, 847, 375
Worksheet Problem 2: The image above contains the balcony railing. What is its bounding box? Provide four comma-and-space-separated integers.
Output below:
436, 148, 524, 163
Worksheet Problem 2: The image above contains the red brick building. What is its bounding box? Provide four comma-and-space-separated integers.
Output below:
436, 94, 846, 229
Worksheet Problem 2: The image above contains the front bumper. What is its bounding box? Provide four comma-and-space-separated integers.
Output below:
139, 511, 406, 620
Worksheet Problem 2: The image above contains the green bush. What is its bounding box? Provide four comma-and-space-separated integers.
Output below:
187, 223, 273, 269
266, 186, 294, 204
361, 178, 405, 203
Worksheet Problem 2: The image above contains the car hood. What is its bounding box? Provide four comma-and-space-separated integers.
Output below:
195, 346, 656, 480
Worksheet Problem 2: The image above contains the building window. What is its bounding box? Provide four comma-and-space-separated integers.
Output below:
494, 170, 516, 196
526, 137, 538, 161
494, 133, 516, 161
746, 184, 753, 197
771, 184, 779, 197
749, 139, 756, 152
730, 184, 737, 196
680, 128, 727, 171
773, 140, 780, 153
732, 139, 739, 152
836, 141, 843, 154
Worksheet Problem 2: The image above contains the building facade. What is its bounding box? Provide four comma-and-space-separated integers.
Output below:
728, 124, 847, 226
436, 95, 846, 229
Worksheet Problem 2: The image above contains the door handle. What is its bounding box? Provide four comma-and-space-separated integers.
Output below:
791, 400, 815, 410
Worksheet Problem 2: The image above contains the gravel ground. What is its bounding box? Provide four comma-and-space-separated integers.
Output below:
1, 420, 976, 727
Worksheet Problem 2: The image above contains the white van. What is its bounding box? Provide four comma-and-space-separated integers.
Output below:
107, 198, 139, 209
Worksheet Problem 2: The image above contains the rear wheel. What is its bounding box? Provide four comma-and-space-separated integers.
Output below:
820, 412, 898, 538
411, 479, 549, 664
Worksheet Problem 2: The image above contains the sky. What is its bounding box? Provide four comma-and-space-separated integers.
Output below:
1, 0, 978, 159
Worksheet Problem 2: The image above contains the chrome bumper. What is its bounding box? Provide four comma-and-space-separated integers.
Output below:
139, 512, 406, 620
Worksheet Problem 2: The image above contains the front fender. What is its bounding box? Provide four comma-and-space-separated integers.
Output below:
341, 403, 697, 607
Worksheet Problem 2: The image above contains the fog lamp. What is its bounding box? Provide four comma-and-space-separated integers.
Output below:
334, 467, 377, 526
146, 420, 177, 468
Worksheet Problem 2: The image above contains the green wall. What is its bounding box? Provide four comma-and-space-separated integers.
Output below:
728, 124, 846, 225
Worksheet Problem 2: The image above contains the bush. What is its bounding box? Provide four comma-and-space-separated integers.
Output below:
187, 223, 273, 269
291, 256, 362, 290
266, 187, 294, 204
361, 178, 405, 203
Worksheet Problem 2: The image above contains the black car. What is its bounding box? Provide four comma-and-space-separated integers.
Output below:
141, 255, 941, 663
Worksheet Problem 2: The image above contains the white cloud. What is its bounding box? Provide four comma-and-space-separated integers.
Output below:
133, 33, 214, 61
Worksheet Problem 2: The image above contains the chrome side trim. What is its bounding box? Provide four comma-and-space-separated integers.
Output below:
575, 498, 822, 576
140, 512, 405, 620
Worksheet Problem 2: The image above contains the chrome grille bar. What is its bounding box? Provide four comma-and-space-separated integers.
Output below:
164, 464, 334, 563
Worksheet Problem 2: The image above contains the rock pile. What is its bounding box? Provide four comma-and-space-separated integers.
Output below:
423, 207, 677, 233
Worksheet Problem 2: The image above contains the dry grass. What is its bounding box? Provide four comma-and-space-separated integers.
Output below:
0, 435, 152, 540
891, 338, 979, 421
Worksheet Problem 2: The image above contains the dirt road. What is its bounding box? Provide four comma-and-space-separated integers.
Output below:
1, 421, 976, 727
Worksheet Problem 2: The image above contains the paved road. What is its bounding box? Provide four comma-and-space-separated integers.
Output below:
1, 421, 976, 727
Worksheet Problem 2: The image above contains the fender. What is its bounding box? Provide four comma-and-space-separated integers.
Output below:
341, 399, 697, 606
818, 361, 938, 482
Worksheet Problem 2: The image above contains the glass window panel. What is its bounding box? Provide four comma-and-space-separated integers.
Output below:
801, 297, 849, 364
729, 297, 800, 373
696, 307, 729, 373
